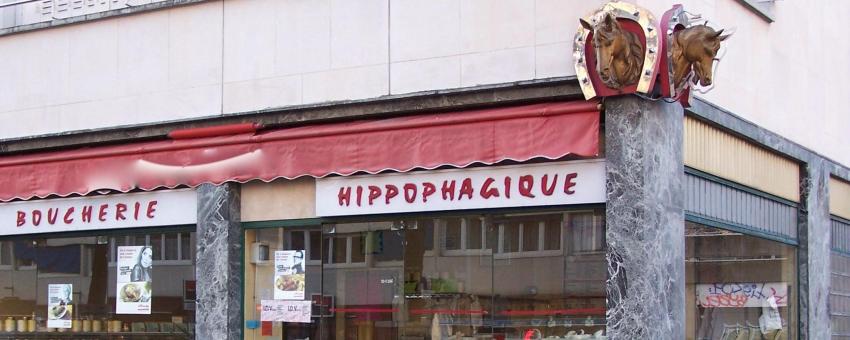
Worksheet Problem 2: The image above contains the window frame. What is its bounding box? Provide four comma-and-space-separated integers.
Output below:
108, 232, 196, 267
441, 216, 492, 257
493, 213, 567, 259
322, 233, 367, 269
283, 229, 322, 266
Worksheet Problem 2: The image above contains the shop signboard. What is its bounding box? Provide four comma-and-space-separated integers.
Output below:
47, 284, 73, 328
274, 250, 306, 300
116, 246, 153, 314
0, 189, 197, 236
260, 300, 312, 323
316, 160, 606, 216
696, 282, 788, 308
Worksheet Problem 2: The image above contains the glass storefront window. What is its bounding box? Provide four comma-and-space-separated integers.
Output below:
244, 228, 322, 340
685, 222, 797, 340
0, 230, 196, 338
244, 208, 607, 340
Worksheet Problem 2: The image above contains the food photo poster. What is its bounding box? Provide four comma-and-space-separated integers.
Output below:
47, 284, 73, 328
274, 250, 306, 300
116, 246, 152, 314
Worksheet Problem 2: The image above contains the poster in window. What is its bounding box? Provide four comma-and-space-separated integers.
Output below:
47, 284, 73, 328
274, 250, 305, 300
116, 246, 152, 314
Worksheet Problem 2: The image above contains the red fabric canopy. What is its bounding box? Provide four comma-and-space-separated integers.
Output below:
0, 101, 599, 202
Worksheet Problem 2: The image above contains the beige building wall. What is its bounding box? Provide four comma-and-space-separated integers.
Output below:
0, 0, 847, 167
831, 177, 850, 220
684, 116, 800, 202
241, 178, 316, 222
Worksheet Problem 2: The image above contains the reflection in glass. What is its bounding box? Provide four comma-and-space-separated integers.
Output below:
244, 228, 321, 340
0, 231, 196, 338
685, 222, 797, 340
502, 221, 520, 253
466, 218, 483, 250
523, 222, 540, 252
180, 233, 192, 261
309, 231, 322, 261
314, 210, 606, 339
164, 233, 179, 261
443, 218, 462, 250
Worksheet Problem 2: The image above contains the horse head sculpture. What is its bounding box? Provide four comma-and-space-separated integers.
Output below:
580, 12, 645, 89
671, 24, 730, 88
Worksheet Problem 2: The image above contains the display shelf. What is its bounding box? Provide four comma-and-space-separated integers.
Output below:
436, 317, 606, 328
0, 331, 193, 339
404, 292, 469, 299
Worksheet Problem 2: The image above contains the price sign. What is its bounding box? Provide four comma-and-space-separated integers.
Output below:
260, 300, 312, 323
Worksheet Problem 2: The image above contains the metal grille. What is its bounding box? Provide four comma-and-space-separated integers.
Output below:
684, 171, 798, 243
832, 245, 850, 339
833, 218, 850, 254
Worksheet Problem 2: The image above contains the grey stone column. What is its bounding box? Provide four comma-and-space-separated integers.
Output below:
196, 183, 242, 340
604, 95, 685, 339
798, 160, 831, 339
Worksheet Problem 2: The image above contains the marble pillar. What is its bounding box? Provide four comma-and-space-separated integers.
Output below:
798, 160, 831, 339
604, 95, 685, 339
196, 183, 242, 340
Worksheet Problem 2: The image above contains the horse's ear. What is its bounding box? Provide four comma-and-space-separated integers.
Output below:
713, 29, 731, 41
604, 13, 616, 26
579, 18, 593, 31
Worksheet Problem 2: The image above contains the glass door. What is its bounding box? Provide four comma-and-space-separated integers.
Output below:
396, 217, 494, 339
320, 221, 401, 340
244, 227, 321, 340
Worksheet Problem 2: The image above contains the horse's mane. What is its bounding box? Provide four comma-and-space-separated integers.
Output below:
593, 15, 645, 87
625, 31, 644, 70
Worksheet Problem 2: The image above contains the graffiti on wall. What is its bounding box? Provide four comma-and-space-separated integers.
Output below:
696, 282, 788, 308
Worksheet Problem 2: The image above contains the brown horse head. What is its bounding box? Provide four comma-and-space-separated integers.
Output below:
672, 25, 730, 87
580, 12, 644, 89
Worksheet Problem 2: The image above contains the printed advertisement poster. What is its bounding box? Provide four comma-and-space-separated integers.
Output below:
274, 250, 306, 300
47, 284, 73, 328
260, 300, 312, 323
697, 282, 788, 308
116, 246, 152, 314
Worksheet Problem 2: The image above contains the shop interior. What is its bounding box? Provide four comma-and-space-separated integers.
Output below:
685, 222, 796, 340
244, 209, 607, 340
0, 229, 196, 339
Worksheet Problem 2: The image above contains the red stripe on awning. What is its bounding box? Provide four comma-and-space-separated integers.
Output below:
0, 101, 599, 202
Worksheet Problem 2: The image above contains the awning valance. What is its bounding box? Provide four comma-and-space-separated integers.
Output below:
0, 101, 599, 202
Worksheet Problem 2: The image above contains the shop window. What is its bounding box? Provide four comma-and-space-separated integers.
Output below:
283, 230, 320, 264
305, 210, 605, 339
444, 218, 463, 250
0, 241, 12, 266
495, 214, 564, 257
441, 217, 490, 255
373, 229, 404, 263
164, 233, 179, 260
570, 212, 604, 253
349, 234, 365, 263
324, 233, 366, 266
244, 227, 322, 340
150, 234, 162, 260
180, 233, 193, 261
309, 231, 321, 261
685, 222, 797, 340
109, 233, 196, 265
0, 230, 196, 337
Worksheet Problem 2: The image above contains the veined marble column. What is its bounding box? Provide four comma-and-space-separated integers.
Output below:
604, 95, 685, 339
798, 160, 831, 339
196, 183, 242, 340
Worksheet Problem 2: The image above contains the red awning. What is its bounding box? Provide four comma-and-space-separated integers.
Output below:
0, 101, 599, 202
